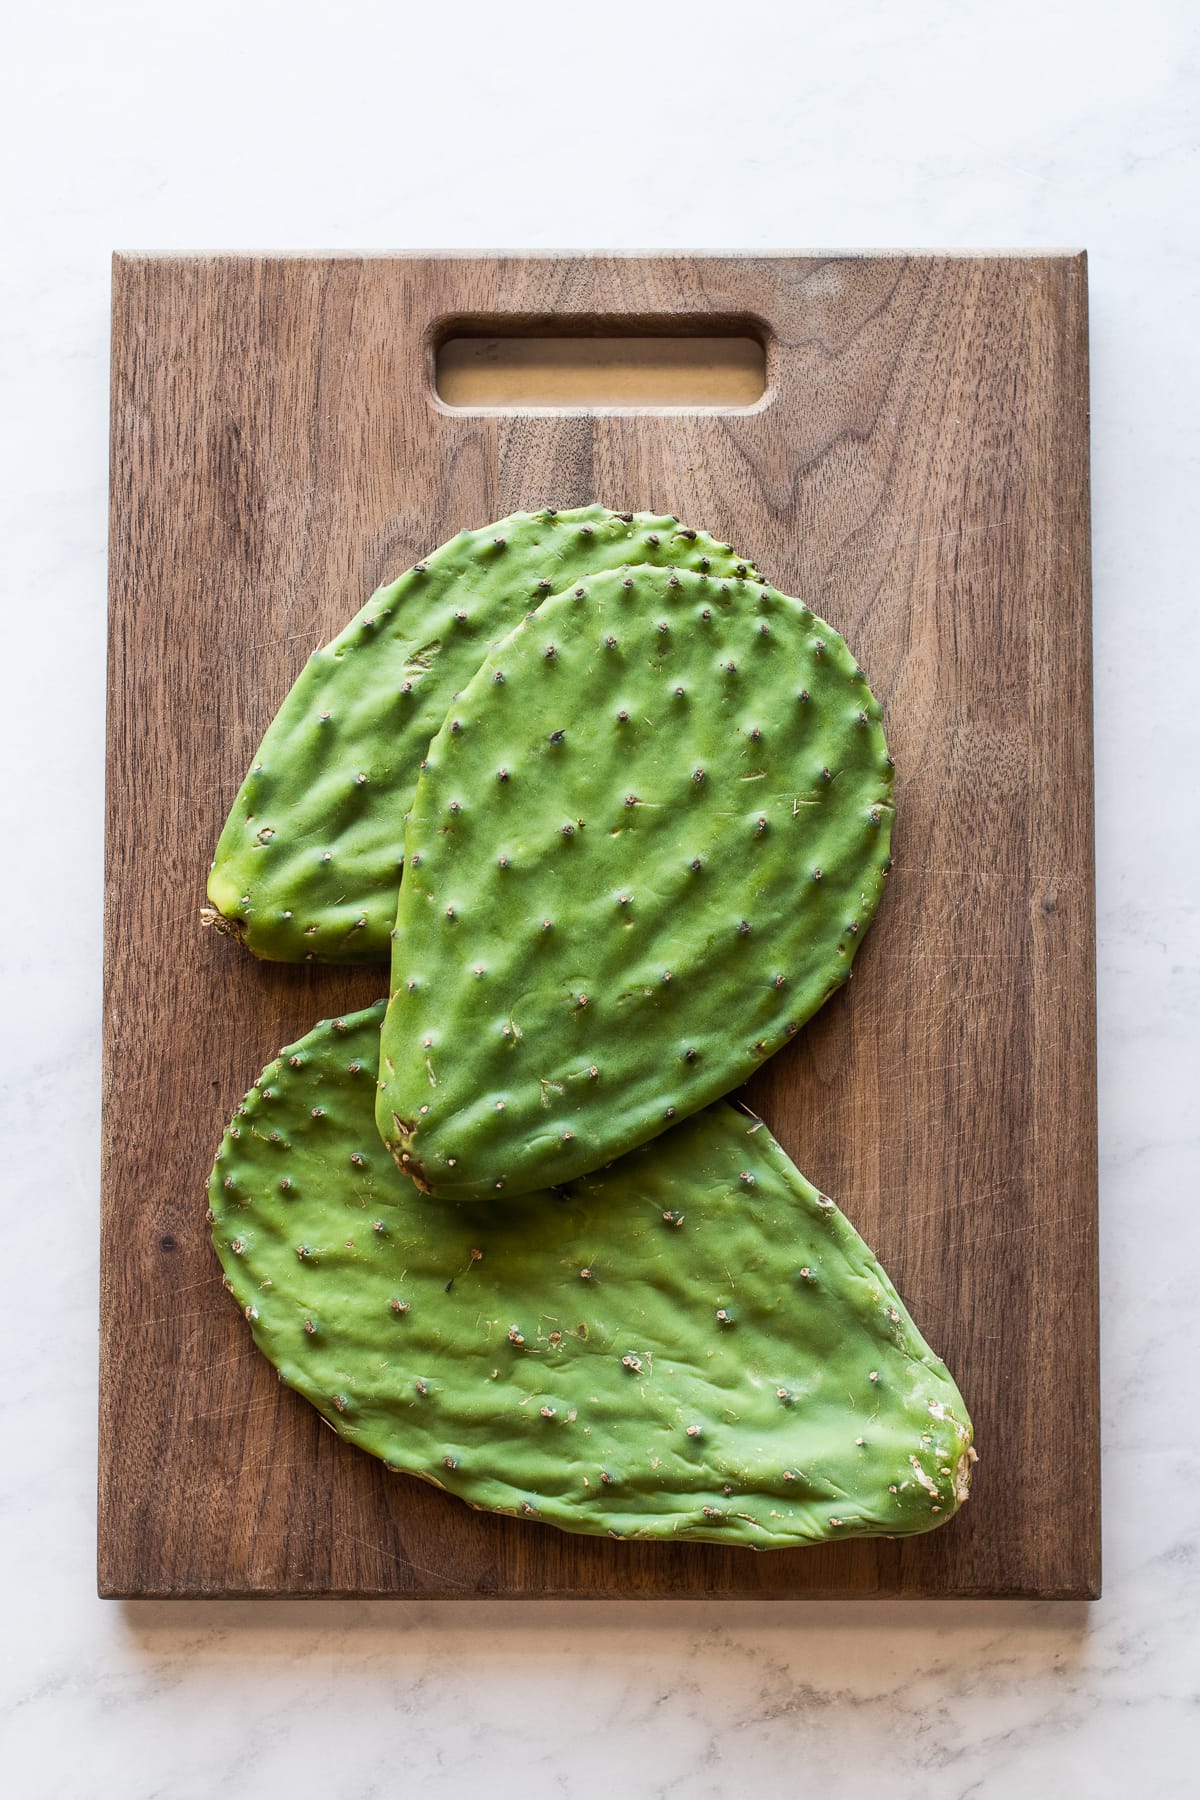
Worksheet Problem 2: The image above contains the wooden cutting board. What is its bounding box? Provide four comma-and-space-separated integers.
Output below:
101, 252, 1097, 1599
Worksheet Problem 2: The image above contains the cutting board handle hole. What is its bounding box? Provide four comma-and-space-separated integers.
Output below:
431, 316, 769, 413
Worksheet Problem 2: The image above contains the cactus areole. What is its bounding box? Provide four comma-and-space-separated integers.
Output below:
210, 1006, 974, 1550
377, 563, 893, 1201
205, 507, 758, 964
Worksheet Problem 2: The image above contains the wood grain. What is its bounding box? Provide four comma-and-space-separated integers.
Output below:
101, 252, 1098, 1599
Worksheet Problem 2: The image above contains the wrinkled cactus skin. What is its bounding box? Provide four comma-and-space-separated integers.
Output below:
206, 507, 757, 964
377, 563, 893, 1201
210, 1005, 974, 1549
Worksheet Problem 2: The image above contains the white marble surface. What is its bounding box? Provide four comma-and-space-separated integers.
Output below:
2, 0, 1198, 1794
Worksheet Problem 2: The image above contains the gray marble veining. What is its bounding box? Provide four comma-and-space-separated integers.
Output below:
2, 0, 1198, 1794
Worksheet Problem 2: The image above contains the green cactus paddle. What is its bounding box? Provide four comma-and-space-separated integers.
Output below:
211, 1004, 974, 1549
206, 506, 757, 964
377, 563, 893, 1201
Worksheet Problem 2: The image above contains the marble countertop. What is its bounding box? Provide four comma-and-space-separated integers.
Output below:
3, 1, 1197, 1794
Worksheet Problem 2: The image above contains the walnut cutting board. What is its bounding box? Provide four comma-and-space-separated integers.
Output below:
101, 252, 1098, 1599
